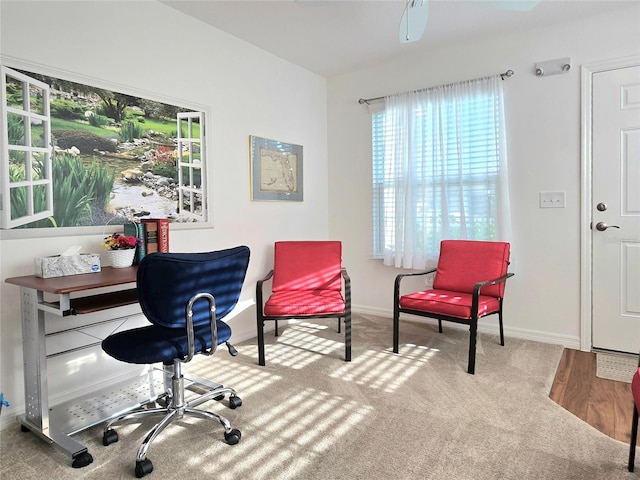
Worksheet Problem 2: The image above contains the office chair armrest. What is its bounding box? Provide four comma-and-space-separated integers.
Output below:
256, 270, 274, 312
183, 292, 218, 362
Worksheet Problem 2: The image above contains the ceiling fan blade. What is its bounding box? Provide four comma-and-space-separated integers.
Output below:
399, 0, 429, 44
481, 0, 541, 12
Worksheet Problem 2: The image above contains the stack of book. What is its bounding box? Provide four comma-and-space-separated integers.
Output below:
124, 218, 169, 265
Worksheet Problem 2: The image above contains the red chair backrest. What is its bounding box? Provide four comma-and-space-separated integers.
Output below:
272, 241, 343, 292
433, 240, 511, 298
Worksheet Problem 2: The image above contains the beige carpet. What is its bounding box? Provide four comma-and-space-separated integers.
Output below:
0, 314, 635, 480
597, 352, 638, 383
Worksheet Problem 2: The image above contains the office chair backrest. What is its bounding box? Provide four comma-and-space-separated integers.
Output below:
433, 240, 510, 298
272, 241, 342, 292
137, 246, 250, 328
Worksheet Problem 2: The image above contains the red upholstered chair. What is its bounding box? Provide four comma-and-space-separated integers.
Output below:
628, 367, 640, 471
393, 240, 514, 374
256, 241, 351, 366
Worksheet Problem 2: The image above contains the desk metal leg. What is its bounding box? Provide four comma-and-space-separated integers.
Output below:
21, 287, 48, 430
19, 287, 93, 468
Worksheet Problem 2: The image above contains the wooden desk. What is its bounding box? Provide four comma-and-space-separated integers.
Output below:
6, 267, 139, 315
5, 268, 162, 468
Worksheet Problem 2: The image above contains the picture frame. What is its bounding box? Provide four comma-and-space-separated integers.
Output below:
1, 62, 211, 232
250, 135, 303, 201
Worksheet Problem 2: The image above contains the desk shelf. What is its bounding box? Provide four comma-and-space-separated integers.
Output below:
42, 288, 139, 316
6, 267, 139, 317
46, 314, 147, 358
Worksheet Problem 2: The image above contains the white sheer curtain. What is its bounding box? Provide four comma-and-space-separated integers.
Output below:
378, 75, 511, 269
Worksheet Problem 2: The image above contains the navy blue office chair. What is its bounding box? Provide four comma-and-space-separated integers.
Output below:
101, 246, 250, 478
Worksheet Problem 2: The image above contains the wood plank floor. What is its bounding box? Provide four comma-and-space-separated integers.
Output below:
550, 348, 635, 443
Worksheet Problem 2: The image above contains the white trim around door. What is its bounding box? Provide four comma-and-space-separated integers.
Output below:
580, 54, 640, 352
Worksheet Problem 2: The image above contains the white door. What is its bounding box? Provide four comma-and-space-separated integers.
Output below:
591, 65, 640, 353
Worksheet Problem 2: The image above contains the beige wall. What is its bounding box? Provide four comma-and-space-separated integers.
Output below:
0, 0, 329, 428
327, 5, 640, 345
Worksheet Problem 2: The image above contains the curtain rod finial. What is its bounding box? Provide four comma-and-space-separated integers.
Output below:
500, 70, 514, 80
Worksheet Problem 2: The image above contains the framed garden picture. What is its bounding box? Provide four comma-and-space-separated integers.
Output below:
250, 135, 303, 201
0, 62, 209, 232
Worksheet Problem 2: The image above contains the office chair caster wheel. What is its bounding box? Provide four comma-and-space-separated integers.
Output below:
214, 394, 225, 401
135, 459, 153, 478
229, 395, 242, 409
224, 428, 241, 445
71, 451, 93, 468
20, 425, 30, 433
102, 429, 119, 446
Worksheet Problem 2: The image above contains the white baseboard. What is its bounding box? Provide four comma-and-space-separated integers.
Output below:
352, 304, 580, 350
232, 322, 279, 344
236, 304, 580, 350
0, 410, 16, 432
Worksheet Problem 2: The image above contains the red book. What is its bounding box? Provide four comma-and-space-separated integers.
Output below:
157, 218, 169, 253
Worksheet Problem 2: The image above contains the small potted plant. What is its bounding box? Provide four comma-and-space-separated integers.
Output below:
103, 233, 141, 268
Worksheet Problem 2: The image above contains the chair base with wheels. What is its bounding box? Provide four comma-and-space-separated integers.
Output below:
102, 354, 242, 478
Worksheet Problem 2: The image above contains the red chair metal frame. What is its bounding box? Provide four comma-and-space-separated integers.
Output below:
628, 366, 640, 471
393, 240, 514, 375
256, 241, 351, 366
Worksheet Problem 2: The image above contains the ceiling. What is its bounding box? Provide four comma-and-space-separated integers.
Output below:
161, 0, 638, 77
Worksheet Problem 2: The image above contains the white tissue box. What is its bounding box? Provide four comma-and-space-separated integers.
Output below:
34, 253, 102, 278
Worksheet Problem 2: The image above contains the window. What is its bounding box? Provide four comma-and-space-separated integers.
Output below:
177, 112, 206, 220
1, 65, 209, 231
372, 75, 511, 269
1, 67, 53, 229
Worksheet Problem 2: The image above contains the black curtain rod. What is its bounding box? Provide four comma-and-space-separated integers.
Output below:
358, 69, 514, 105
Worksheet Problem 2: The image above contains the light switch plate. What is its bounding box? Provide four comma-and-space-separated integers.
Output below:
540, 191, 566, 208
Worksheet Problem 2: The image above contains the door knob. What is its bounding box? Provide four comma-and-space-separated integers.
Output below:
595, 222, 620, 231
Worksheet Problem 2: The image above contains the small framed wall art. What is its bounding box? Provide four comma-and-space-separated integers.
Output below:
250, 135, 303, 201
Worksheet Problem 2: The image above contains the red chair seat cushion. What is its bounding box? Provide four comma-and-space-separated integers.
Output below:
399, 289, 501, 319
264, 290, 346, 317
